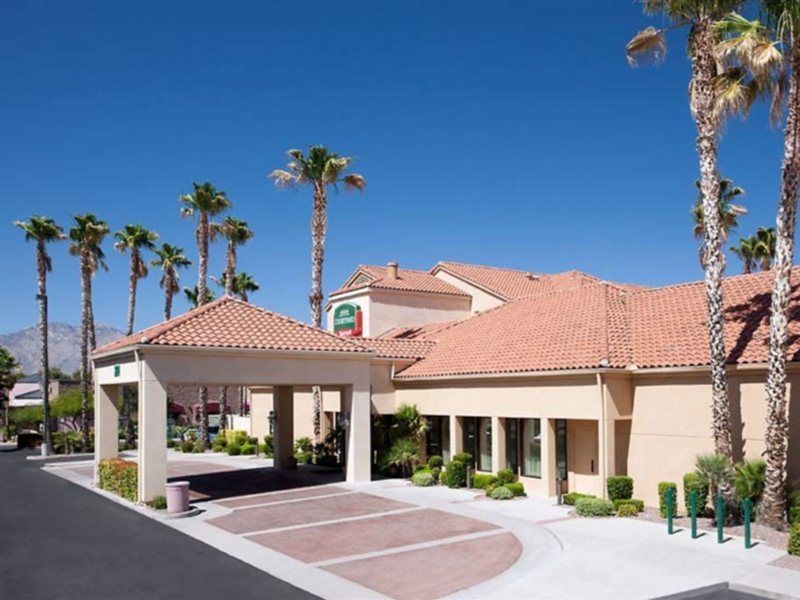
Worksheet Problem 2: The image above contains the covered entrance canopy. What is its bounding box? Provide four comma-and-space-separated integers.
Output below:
91, 297, 374, 502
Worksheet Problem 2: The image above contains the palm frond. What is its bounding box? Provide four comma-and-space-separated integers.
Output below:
626, 27, 667, 66
342, 173, 366, 192
269, 169, 297, 188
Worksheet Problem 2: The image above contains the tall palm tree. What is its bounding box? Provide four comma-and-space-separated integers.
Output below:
730, 235, 759, 273
627, 0, 746, 462
212, 217, 253, 297
216, 271, 260, 302
754, 226, 777, 270
69, 213, 109, 451
151, 244, 192, 320
180, 182, 231, 449
693, 178, 747, 267
114, 225, 158, 336
114, 224, 158, 447
270, 146, 365, 443
183, 285, 215, 307
14, 216, 65, 455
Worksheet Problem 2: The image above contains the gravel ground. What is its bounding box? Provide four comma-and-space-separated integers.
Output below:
633, 507, 800, 570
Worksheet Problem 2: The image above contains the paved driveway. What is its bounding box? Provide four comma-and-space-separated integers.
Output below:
0, 449, 314, 600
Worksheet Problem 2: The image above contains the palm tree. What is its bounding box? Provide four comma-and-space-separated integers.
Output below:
13, 216, 64, 455
184, 285, 215, 307
693, 178, 747, 267
270, 146, 366, 443
212, 217, 253, 297
180, 182, 231, 448
69, 213, 109, 451
151, 244, 192, 320
731, 235, 759, 273
754, 226, 777, 270
0, 347, 19, 442
627, 0, 746, 462
217, 271, 260, 302
715, 3, 800, 526
114, 225, 158, 336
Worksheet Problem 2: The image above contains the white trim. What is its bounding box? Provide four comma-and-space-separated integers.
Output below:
93, 343, 374, 363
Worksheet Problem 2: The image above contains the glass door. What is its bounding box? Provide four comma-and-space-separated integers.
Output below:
478, 417, 492, 472
556, 418, 568, 486
505, 418, 519, 474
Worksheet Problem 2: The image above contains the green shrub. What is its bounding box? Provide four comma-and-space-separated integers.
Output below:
575, 497, 615, 517
452, 452, 473, 465
225, 430, 248, 446
259, 443, 271, 456
472, 473, 499, 490
617, 503, 639, 517
789, 504, 800, 526
613, 498, 644, 513
166, 439, 176, 449
695, 453, 732, 501
262, 435, 274, 456
732, 459, 766, 503
683, 472, 709, 513
413, 464, 428, 473
412, 472, 436, 487
430, 466, 441, 483
427, 455, 443, 469
506, 482, 526, 497
180, 440, 194, 453
564, 492, 595, 506
658, 482, 678, 518
789, 522, 800, 556
227, 444, 242, 456
491, 485, 514, 500
382, 437, 421, 477
212, 436, 228, 451
98, 459, 138, 502
192, 439, 204, 453
148, 495, 167, 510
606, 476, 633, 501
497, 468, 517, 485
240, 442, 255, 455
442, 460, 467, 488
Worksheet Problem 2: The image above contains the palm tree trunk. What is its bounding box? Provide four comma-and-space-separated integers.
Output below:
763, 43, 800, 529
126, 251, 138, 336
218, 386, 227, 433
225, 242, 235, 297
692, 21, 733, 461
79, 250, 91, 452
197, 213, 210, 448
37, 241, 52, 456
310, 181, 328, 444
88, 299, 97, 352
164, 272, 174, 321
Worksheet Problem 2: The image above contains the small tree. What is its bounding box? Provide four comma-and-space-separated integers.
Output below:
383, 438, 421, 477
695, 453, 733, 501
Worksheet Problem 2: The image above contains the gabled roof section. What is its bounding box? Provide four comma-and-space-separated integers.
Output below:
377, 319, 463, 340
331, 264, 469, 298
93, 297, 369, 356
396, 283, 631, 379
431, 261, 609, 300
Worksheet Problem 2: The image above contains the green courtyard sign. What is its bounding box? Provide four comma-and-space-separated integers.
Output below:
333, 303, 363, 337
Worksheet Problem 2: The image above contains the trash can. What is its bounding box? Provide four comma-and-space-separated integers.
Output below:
165, 481, 190, 514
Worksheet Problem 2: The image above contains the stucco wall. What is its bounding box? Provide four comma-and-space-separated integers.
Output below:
432, 270, 505, 313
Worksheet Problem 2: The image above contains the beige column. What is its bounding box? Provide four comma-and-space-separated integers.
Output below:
250, 387, 272, 440
138, 360, 167, 502
342, 382, 371, 483
541, 418, 558, 497
491, 416, 505, 473
449, 415, 463, 459
273, 386, 295, 469
94, 383, 120, 484
598, 418, 615, 499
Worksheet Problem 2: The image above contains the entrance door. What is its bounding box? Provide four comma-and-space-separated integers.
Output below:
556, 418, 568, 492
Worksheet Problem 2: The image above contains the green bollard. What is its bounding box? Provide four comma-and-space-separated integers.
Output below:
667, 487, 674, 534
716, 494, 724, 544
690, 490, 698, 539
743, 498, 752, 549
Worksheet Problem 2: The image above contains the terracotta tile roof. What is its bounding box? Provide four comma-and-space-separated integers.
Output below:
93, 297, 369, 356
331, 265, 469, 298
631, 268, 800, 368
396, 284, 629, 378
354, 338, 436, 360
432, 262, 608, 300
377, 320, 463, 340
395, 268, 800, 379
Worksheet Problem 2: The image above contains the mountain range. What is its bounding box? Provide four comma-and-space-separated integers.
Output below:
0, 323, 124, 375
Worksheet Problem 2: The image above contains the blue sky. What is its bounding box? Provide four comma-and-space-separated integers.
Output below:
0, 0, 788, 334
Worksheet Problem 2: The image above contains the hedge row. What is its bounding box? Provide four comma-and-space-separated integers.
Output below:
98, 458, 137, 502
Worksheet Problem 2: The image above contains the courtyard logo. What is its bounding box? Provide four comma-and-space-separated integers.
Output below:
333, 303, 362, 337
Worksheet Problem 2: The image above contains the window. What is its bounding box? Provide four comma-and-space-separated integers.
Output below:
522, 418, 542, 478
478, 417, 492, 472
505, 418, 519, 474
426, 416, 450, 462
462, 418, 477, 465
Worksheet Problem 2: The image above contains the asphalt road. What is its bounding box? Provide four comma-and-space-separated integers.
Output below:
0, 449, 316, 599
